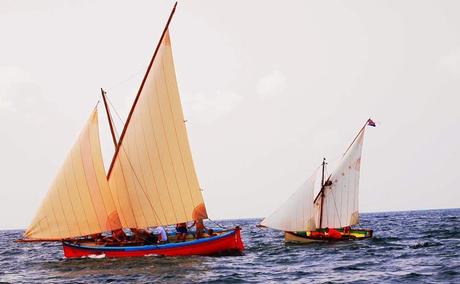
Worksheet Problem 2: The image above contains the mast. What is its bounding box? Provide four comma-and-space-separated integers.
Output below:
107, 1, 178, 178
319, 158, 326, 228
101, 88, 118, 148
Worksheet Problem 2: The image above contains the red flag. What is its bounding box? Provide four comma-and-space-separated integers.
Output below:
367, 119, 376, 127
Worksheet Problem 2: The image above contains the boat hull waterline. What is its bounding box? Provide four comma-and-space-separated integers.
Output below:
63, 228, 244, 258
285, 228, 373, 244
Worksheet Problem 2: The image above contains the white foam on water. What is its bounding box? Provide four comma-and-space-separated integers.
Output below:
82, 253, 106, 259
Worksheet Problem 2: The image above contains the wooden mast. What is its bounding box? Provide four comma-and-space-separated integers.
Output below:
319, 158, 326, 228
101, 88, 118, 148
107, 1, 178, 178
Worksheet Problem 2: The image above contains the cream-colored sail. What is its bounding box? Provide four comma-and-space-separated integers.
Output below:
108, 30, 207, 229
261, 172, 317, 232
316, 129, 365, 228
24, 109, 122, 240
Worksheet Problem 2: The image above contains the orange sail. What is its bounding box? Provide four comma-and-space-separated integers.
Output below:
24, 109, 122, 240
107, 30, 208, 229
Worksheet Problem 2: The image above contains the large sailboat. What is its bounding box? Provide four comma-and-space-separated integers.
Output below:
19, 3, 244, 258
260, 119, 376, 243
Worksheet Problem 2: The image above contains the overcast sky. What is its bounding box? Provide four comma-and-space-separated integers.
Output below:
1, 0, 459, 229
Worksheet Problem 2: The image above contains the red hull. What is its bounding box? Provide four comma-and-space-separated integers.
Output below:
63, 228, 244, 258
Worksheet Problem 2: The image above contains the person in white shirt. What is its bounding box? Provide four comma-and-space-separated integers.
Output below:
152, 226, 167, 244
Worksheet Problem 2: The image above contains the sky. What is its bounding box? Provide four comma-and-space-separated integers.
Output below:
1, 0, 459, 229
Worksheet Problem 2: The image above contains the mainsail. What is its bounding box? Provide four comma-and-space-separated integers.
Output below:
262, 120, 372, 233
107, 29, 207, 229
315, 128, 366, 228
260, 171, 317, 232
24, 109, 122, 240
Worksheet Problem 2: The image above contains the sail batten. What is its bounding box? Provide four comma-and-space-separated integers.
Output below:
23, 109, 122, 240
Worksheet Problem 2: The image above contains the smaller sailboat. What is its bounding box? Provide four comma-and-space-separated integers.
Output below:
260, 119, 376, 243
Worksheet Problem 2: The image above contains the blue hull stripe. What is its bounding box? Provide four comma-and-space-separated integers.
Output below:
64, 230, 236, 252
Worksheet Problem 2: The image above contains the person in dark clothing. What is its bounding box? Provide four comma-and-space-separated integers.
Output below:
207, 228, 217, 237
176, 222, 188, 242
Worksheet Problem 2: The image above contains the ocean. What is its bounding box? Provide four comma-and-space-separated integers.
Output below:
0, 209, 459, 283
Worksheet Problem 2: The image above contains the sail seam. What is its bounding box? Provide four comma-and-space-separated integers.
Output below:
146, 81, 179, 224
117, 153, 140, 228
93, 108, 122, 231
121, 144, 160, 227
330, 187, 342, 228
55, 175, 72, 238
78, 135, 105, 231
112, 166, 129, 227
47, 196, 62, 239
87, 129, 112, 231
80, 128, 107, 230
63, 164, 83, 237
154, 75, 188, 220
161, 58, 197, 209
79, 162, 104, 232
139, 104, 167, 224
130, 118, 162, 226
70, 147, 92, 235
125, 121, 150, 227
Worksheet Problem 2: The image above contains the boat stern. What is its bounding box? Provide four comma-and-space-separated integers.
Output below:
233, 226, 245, 254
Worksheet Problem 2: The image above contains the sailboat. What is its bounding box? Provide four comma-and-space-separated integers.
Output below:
260, 119, 376, 243
19, 3, 244, 258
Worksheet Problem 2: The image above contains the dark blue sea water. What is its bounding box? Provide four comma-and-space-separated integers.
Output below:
0, 209, 459, 283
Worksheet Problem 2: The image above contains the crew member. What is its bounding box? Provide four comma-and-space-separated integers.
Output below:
176, 222, 188, 242
155, 226, 168, 244
189, 219, 206, 239
326, 227, 342, 239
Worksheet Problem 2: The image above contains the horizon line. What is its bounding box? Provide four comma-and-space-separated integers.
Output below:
2, 207, 458, 231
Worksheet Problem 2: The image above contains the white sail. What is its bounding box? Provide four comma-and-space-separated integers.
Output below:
316, 129, 365, 228
261, 171, 317, 232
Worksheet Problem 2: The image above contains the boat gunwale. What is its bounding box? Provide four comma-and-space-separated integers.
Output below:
285, 228, 373, 243
63, 229, 237, 252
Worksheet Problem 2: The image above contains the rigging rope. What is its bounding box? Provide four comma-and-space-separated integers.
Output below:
106, 64, 148, 93
120, 144, 164, 226
329, 187, 343, 228
104, 93, 126, 128
207, 218, 225, 229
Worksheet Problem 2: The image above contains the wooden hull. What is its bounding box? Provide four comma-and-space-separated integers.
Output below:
285, 228, 373, 244
63, 228, 244, 258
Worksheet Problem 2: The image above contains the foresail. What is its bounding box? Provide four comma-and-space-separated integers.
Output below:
107, 30, 207, 229
261, 171, 317, 232
316, 129, 365, 228
24, 109, 122, 240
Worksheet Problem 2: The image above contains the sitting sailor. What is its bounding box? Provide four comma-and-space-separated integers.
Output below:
151, 226, 168, 244
175, 222, 188, 242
